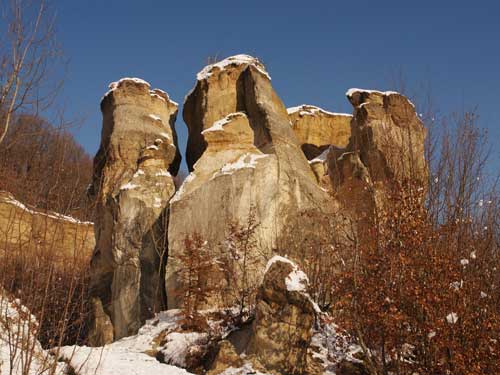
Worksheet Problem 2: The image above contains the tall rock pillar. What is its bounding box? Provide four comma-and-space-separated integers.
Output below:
88, 78, 180, 345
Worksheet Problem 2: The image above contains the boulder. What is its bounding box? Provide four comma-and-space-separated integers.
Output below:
88, 78, 180, 345
166, 55, 335, 309
246, 256, 320, 375
288, 104, 352, 160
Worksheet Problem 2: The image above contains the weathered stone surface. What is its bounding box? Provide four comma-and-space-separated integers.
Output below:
0, 191, 94, 261
166, 111, 279, 309
207, 340, 243, 375
166, 55, 334, 309
246, 256, 319, 375
288, 104, 352, 160
345, 89, 427, 185
323, 89, 428, 246
88, 78, 180, 345
183, 55, 270, 170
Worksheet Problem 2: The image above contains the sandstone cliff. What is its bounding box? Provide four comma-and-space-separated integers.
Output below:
288, 104, 351, 160
86, 56, 428, 358
88, 78, 181, 345
0, 191, 94, 260
166, 55, 335, 309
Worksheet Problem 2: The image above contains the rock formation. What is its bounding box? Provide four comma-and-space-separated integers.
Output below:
166, 55, 335, 309
326, 89, 427, 233
88, 78, 180, 345
86, 56, 429, 357
344, 89, 427, 186
247, 256, 320, 374
288, 104, 351, 160
208, 256, 322, 375
0, 191, 94, 260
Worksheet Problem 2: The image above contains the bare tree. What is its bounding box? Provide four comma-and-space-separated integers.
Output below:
0, 0, 62, 145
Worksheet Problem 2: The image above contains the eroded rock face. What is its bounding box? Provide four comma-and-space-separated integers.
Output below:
345, 89, 427, 185
166, 55, 335, 309
0, 191, 94, 261
324, 89, 428, 244
247, 256, 319, 375
288, 104, 352, 160
207, 256, 321, 375
88, 78, 180, 345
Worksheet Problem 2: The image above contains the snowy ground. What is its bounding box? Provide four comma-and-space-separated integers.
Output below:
0, 291, 66, 375
2, 289, 358, 375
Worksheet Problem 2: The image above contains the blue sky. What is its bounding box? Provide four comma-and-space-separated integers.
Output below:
54, 0, 499, 171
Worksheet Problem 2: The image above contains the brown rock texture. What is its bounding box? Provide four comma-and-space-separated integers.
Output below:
0, 191, 94, 261
345, 88, 427, 185
288, 104, 352, 160
166, 55, 335, 309
88, 78, 180, 345
246, 256, 319, 375
326, 89, 428, 244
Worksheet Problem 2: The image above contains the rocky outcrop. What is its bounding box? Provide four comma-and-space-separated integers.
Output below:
247, 256, 320, 374
88, 78, 180, 345
288, 104, 351, 160
166, 55, 335, 309
208, 256, 321, 375
0, 191, 94, 261
324, 89, 428, 244
345, 89, 427, 185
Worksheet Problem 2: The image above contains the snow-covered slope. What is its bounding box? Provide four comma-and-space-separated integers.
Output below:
0, 291, 66, 375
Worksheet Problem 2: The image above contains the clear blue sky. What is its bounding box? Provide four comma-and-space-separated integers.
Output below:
54, 0, 499, 171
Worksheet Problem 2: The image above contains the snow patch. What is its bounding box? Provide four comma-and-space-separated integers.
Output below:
159, 132, 171, 139
102, 77, 178, 106
219, 153, 268, 175
287, 104, 352, 118
58, 346, 192, 375
446, 312, 458, 324
309, 148, 330, 164
134, 169, 145, 178
159, 332, 208, 368
202, 112, 247, 134
345, 88, 399, 97
148, 114, 163, 122
120, 182, 139, 191
265, 255, 295, 272
346, 88, 416, 108
170, 173, 196, 203
196, 54, 271, 81
265, 256, 308, 293
285, 268, 309, 292
1, 291, 67, 375
110, 77, 150, 90
155, 169, 171, 177
1, 195, 93, 225
218, 363, 269, 375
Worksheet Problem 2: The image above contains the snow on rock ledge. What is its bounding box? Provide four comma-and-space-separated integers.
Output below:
201, 112, 248, 134
196, 54, 270, 81
287, 104, 352, 118
346, 87, 416, 108
0, 191, 93, 225
263, 256, 320, 311
103, 77, 179, 106
345, 87, 399, 98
